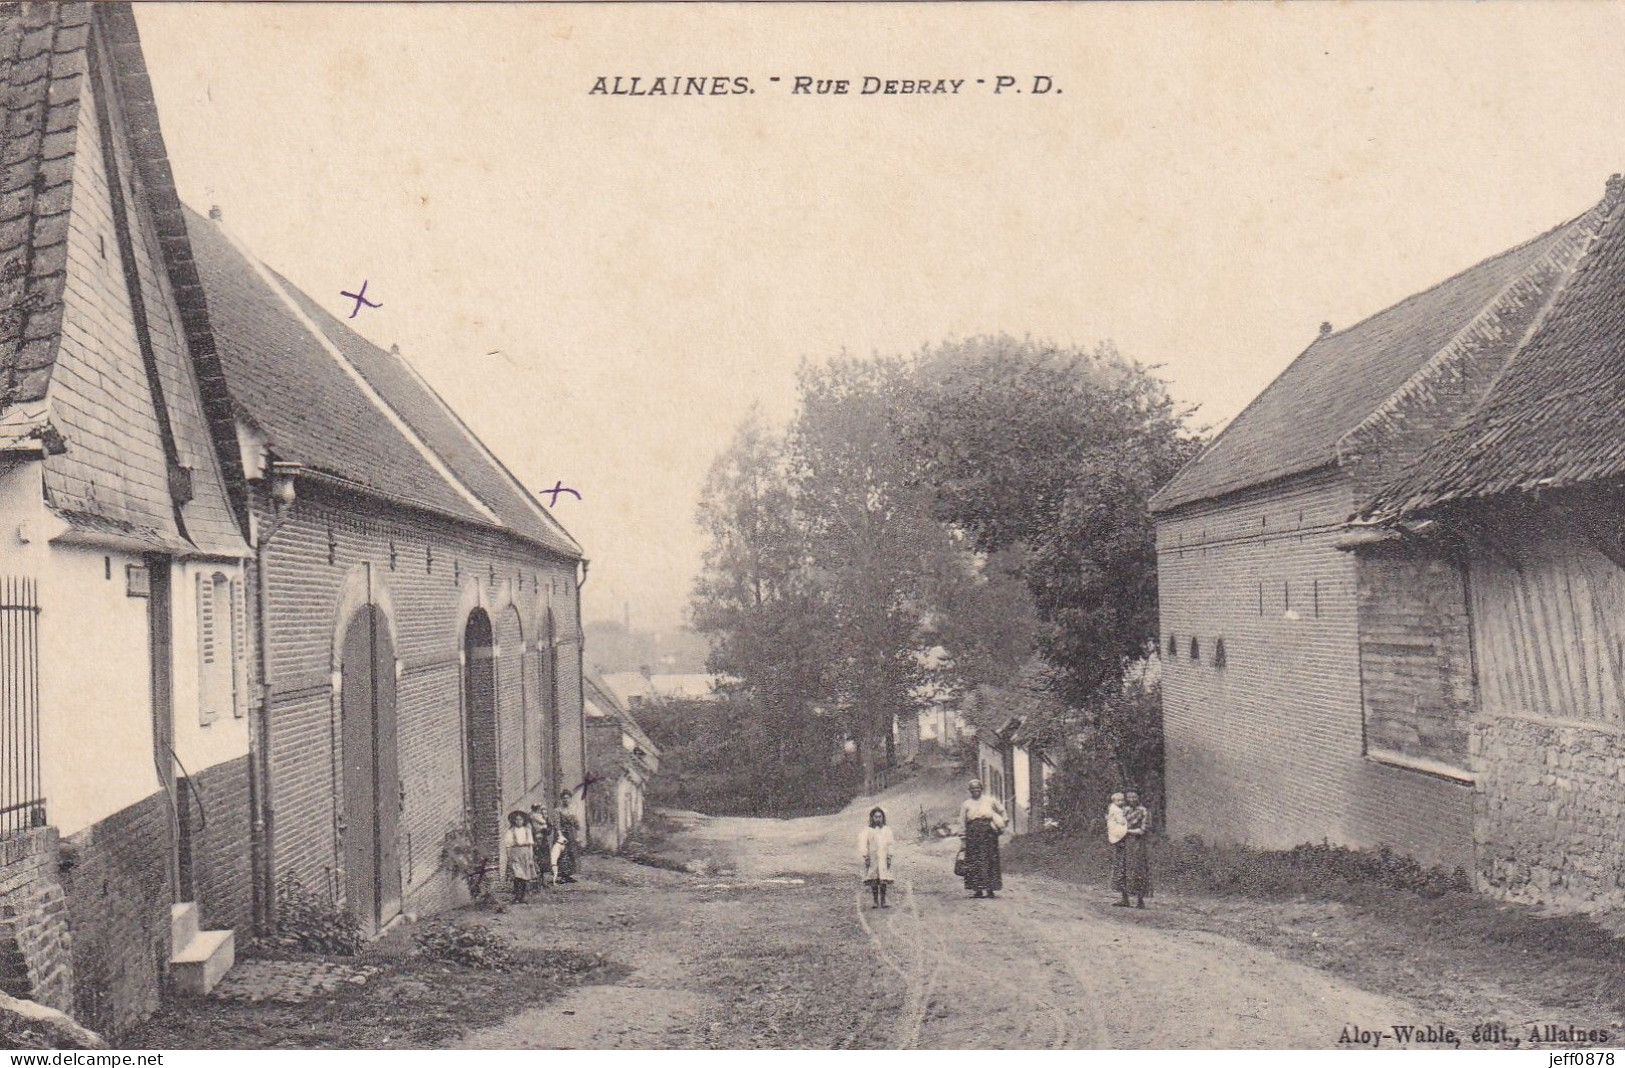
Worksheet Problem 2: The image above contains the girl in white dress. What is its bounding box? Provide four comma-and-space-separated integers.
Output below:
857, 806, 895, 909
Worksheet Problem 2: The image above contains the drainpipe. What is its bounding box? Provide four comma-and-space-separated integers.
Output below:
575, 559, 589, 842
249, 472, 298, 931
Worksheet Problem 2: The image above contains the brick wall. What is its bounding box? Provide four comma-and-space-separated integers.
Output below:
1356, 545, 1475, 770
1157, 469, 1473, 870
1475, 715, 1625, 911
58, 788, 171, 1038
253, 482, 582, 924
0, 829, 73, 1014
180, 755, 252, 934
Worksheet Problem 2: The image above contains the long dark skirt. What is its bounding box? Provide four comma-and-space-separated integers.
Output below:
1124, 834, 1151, 896
962, 818, 1002, 892
1111, 840, 1128, 892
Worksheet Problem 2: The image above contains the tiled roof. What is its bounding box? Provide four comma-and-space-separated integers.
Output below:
184, 206, 581, 558
1362, 189, 1625, 520
277, 277, 581, 558
0, 1, 89, 416
183, 207, 495, 527
1149, 215, 1590, 513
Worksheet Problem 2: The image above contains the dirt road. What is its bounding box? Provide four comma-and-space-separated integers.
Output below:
457, 775, 1418, 1049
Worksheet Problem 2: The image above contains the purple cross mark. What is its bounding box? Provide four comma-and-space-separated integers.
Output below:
340, 279, 382, 319
541, 481, 582, 506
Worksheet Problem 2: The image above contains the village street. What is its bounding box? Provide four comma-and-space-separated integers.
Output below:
452, 775, 1416, 1050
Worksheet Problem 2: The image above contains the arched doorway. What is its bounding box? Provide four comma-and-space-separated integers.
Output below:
463, 609, 500, 860
340, 603, 400, 931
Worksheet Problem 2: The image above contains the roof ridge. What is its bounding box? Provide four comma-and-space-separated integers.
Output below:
379, 341, 584, 556
1336, 207, 1605, 467
1149, 206, 1594, 515
205, 214, 503, 528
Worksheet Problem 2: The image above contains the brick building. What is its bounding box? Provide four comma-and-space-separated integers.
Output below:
181, 205, 587, 935
1356, 177, 1625, 910
1151, 182, 1619, 872
0, 3, 250, 1033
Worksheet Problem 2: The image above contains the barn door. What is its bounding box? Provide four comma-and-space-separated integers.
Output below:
341, 602, 401, 931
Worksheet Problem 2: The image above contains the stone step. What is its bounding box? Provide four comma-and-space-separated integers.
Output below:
171, 929, 234, 997
169, 903, 198, 957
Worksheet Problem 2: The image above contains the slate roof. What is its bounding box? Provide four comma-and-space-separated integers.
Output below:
1363, 187, 1625, 520
0, 2, 91, 414
183, 206, 581, 559
1149, 214, 1591, 513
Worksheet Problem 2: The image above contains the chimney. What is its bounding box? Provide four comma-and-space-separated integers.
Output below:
1319, 321, 1333, 338
208, 205, 222, 221
1605, 173, 1624, 210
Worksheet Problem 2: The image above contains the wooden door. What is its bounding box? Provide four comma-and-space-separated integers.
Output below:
340, 609, 378, 927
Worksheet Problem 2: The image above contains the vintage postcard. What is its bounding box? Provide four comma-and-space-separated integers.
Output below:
1, 0, 1623, 1054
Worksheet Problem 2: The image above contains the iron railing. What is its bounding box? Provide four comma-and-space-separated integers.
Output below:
0, 576, 44, 835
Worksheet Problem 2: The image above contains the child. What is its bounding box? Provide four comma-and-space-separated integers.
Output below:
529, 804, 556, 888
857, 806, 895, 909
503, 810, 538, 903
1107, 791, 1130, 906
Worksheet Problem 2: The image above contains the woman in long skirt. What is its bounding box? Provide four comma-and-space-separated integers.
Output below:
554, 789, 581, 883
1122, 790, 1152, 908
959, 779, 1007, 899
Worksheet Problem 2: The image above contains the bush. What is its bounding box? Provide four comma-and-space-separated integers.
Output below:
413, 921, 514, 970
250, 872, 365, 957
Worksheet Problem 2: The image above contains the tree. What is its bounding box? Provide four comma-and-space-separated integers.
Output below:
896, 335, 1201, 708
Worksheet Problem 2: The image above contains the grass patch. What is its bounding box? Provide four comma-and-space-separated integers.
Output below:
1008, 831, 1625, 1040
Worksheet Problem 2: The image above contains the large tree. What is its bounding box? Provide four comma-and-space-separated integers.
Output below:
897, 335, 1202, 707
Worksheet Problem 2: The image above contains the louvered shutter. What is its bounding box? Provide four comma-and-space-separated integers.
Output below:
197, 572, 218, 724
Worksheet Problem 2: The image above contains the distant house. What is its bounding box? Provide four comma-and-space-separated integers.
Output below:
1354, 177, 1625, 910
961, 664, 1061, 836
582, 673, 660, 852
600, 670, 726, 710
0, 3, 252, 1032
1150, 177, 1620, 873
182, 204, 586, 936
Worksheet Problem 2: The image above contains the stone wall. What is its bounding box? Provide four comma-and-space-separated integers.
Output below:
1474, 715, 1625, 911
0, 829, 73, 1014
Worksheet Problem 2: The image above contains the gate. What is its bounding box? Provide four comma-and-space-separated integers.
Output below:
0, 577, 43, 836
340, 603, 401, 931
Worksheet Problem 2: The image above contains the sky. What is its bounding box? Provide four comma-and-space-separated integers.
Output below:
133, 2, 1625, 629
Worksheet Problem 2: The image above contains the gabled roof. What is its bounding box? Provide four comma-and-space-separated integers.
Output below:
183, 206, 581, 559
583, 671, 660, 761
1363, 185, 1625, 520
0, 3, 247, 552
0, 2, 89, 414
1150, 213, 1592, 513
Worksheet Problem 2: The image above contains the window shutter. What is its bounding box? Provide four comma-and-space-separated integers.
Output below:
197, 572, 217, 724
231, 576, 248, 718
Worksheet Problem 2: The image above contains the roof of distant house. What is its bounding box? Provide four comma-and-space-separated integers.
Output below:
583, 671, 660, 761
182, 205, 581, 558
599, 671, 727, 705
1363, 184, 1625, 520
1150, 210, 1596, 513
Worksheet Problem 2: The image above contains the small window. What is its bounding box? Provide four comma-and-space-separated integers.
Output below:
1167, 633, 1178, 656
1213, 637, 1227, 669
1189, 636, 1200, 661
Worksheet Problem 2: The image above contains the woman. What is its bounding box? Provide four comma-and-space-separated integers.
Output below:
1107, 791, 1131, 906
959, 778, 1007, 899
553, 789, 582, 884
1122, 790, 1152, 908
858, 806, 895, 909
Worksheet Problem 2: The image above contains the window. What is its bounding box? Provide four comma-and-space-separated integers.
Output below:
1213, 637, 1227, 669
1189, 636, 1200, 661
197, 571, 245, 724
1167, 633, 1178, 656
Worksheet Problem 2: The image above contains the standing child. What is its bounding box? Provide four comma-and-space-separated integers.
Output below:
858, 806, 895, 909
529, 804, 556, 888
504, 810, 538, 903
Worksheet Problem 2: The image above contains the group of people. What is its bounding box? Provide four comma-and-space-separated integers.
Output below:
936, 777, 1152, 906
502, 789, 584, 903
